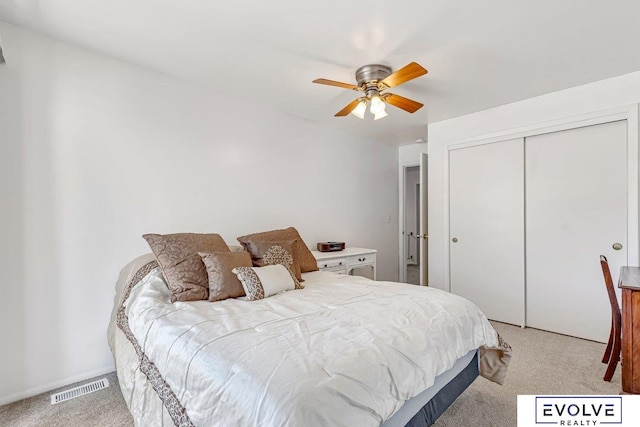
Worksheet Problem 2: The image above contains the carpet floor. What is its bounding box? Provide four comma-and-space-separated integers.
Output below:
432, 322, 621, 426
0, 322, 621, 427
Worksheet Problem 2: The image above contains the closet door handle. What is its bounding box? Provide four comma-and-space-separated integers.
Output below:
451, 237, 458, 243
612, 243, 623, 251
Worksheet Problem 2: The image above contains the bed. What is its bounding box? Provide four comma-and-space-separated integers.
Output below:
108, 253, 510, 427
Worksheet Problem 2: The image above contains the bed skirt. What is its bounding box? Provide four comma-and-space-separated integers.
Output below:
405, 351, 478, 426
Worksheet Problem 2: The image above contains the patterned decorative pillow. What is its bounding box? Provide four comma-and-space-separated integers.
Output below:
142, 233, 230, 302
240, 240, 303, 281
199, 251, 252, 302
237, 227, 319, 273
232, 264, 301, 301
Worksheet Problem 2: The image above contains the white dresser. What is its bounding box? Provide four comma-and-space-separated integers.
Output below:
311, 247, 377, 280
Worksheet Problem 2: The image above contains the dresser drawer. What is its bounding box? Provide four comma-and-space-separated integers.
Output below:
311, 248, 377, 280
318, 258, 348, 274
347, 254, 375, 268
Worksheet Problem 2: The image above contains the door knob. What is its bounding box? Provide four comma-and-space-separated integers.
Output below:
612, 243, 623, 251
452, 237, 458, 243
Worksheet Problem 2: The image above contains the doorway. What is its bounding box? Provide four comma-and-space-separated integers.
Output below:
400, 156, 428, 285
404, 166, 420, 284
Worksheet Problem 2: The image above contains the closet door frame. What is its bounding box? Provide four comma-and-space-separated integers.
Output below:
441, 104, 639, 294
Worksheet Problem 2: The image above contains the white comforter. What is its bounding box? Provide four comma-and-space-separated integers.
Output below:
118, 266, 502, 427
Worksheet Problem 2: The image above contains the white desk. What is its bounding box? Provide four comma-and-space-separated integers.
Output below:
311, 247, 377, 280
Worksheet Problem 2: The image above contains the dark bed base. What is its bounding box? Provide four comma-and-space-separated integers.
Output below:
405, 352, 479, 427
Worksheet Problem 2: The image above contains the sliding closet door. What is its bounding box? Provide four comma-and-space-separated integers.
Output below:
526, 120, 627, 342
449, 138, 525, 325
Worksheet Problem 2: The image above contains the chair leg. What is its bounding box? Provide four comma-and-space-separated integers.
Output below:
603, 323, 621, 382
602, 320, 614, 364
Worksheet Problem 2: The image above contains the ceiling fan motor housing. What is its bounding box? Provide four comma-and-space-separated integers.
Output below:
355, 64, 392, 96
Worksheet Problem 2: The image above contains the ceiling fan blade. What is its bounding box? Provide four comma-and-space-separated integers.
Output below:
313, 78, 358, 90
384, 93, 424, 113
380, 62, 427, 88
0, 44, 5, 64
335, 99, 361, 117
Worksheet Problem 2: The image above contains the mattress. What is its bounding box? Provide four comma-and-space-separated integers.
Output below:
382, 349, 477, 427
108, 254, 510, 427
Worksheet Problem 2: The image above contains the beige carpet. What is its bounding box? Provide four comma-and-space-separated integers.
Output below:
0, 371, 133, 427
433, 322, 621, 426
0, 322, 621, 427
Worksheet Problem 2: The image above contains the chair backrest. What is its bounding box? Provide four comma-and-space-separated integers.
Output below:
600, 255, 621, 317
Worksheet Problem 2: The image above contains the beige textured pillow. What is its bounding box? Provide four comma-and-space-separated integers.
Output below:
142, 233, 230, 302
232, 264, 301, 301
240, 240, 303, 281
199, 251, 252, 302
237, 227, 318, 273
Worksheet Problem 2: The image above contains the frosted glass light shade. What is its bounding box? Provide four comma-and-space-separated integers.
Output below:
369, 96, 386, 115
374, 110, 388, 120
351, 100, 367, 119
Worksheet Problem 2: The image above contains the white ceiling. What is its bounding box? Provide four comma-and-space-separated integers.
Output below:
2, 0, 640, 145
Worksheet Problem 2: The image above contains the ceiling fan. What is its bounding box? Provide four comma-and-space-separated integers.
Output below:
313, 62, 427, 120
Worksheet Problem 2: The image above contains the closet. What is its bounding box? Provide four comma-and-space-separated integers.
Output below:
449, 120, 629, 342
449, 138, 524, 326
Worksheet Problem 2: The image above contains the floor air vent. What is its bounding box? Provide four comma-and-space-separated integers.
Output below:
50, 377, 110, 404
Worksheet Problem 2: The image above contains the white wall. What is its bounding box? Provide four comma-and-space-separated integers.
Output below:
0, 23, 399, 404
399, 142, 428, 165
427, 71, 640, 290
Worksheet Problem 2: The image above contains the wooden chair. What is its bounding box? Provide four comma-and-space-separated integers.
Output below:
600, 255, 621, 382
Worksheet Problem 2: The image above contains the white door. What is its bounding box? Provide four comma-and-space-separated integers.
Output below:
525, 120, 627, 342
449, 138, 525, 325
420, 153, 429, 285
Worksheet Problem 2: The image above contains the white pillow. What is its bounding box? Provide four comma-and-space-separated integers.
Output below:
232, 264, 300, 301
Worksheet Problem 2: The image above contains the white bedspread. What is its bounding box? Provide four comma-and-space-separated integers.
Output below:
122, 268, 502, 426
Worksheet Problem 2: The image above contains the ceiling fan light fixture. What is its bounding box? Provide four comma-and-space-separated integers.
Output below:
313, 62, 427, 118
374, 110, 388, 120
351, 100, 367, 119
369, 95, 386, 115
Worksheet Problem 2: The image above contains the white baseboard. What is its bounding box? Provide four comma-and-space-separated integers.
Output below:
0, 364, 116, 406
